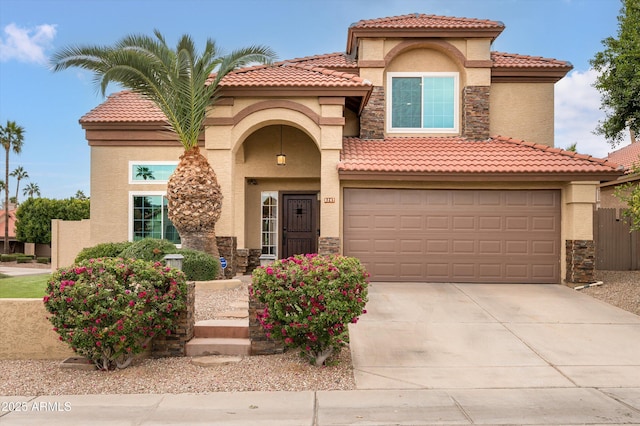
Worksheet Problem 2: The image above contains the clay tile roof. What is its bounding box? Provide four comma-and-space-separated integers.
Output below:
80, 91, 166, 123
280, 52, 358, 69
220, 62, 370, 88
491, 52, 572, 69
350, 13, 504, 30
339, 136, 622, 176
607, 142, 640, 173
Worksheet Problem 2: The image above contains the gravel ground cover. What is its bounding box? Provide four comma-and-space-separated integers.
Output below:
0, 280, 356, 396
2, 271, 639, 396
580, 270, 640, 317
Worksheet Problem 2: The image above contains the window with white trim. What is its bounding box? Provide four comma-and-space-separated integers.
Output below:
261, 191, 278, 256
130, 192, 180, 244
387, 72, 459, 133
129, 161, 178, 184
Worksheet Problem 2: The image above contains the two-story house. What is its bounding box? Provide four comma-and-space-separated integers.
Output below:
53, 13, 623, 284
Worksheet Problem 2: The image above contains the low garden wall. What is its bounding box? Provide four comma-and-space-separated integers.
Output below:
0, 298, 75, 360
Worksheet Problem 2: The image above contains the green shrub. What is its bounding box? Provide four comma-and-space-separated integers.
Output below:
178, 248, 219, 281
36, 257, 51, 264
251, 254, 369, 366
119, 238, 178, 262
16, 257, 33, 264
75, 241, 134, 263
0, 254, 14, 262
44, 258, 188, 370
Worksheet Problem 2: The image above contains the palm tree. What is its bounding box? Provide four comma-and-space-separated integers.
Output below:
23, 182, 40, 199
51, 31, 276, 262
0, 121, 25, 252
135, 166, 155, 180
10, 166, 28, 204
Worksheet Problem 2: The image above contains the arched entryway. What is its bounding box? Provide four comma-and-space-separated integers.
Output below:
236, 124, 321, 260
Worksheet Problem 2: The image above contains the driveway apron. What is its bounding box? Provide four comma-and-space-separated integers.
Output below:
349, 283, 640, 390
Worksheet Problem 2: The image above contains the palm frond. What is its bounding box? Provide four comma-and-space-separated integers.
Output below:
51, 31, 277, 150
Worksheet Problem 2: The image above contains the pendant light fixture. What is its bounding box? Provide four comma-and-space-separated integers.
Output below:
276, 125, 286, 166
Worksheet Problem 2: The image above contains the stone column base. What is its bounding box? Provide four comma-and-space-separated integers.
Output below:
318, 237, 340, 255
151, 281, 195, 357
566, 240, 595, 283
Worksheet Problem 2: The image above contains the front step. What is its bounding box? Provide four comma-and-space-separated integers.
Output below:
194, 319, 249, 339
185, 337, 251, 356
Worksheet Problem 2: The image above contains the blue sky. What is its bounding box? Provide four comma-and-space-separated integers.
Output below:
0, 0, 624, 199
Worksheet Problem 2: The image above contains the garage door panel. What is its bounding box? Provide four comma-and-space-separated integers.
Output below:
344, 189, 560, 283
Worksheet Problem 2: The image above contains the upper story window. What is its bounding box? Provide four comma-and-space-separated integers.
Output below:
129, 161, 178, 184
387, 72, 459, 133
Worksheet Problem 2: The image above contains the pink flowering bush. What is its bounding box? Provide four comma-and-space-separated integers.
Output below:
44, 257, 187, 370
251, 254, 368, 366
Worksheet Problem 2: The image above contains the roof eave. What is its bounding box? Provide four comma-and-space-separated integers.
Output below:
338, 170, 624, 182
491, 66, 573, 83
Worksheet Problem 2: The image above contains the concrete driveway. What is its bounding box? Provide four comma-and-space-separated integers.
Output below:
350, 283, 640, 389
348, 282, 640, 422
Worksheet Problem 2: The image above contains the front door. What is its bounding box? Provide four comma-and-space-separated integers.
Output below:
282, 193, 318, 258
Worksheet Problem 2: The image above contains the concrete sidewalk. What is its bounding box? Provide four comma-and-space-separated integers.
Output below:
0, 266, 51, 276
2, 388, 640, 425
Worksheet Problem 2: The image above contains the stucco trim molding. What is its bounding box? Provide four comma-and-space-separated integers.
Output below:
383, 40, 475, 69
205, 100, 345, 127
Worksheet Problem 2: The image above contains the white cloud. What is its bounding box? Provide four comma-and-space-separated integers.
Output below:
554, 68, 630, 158
0, 23, 57, 64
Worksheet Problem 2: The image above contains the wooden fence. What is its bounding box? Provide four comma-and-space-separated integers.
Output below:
594, 208, 640, 270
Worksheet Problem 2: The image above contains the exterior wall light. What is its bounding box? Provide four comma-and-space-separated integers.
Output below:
276, 125, 286, 166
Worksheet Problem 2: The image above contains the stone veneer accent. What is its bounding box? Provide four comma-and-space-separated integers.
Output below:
235, 248, 262, 276
216, 236, 237, 278
248, 288, 285, 355
151, 281, 195, 357
360, 86, 385, 139
565, 240, 595, 283
462, 86, 490, 140
318, 237, 341, 255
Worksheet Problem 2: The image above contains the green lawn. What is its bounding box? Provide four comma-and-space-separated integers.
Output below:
0, 274, 50, 298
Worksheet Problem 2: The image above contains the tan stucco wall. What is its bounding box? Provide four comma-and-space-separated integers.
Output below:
90, 145, 183, 246
51, 219, 91, 269
0, 299, 75, 360
490, 82, 555, 146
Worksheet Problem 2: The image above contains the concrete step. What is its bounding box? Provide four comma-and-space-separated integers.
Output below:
185, 338, 251, 357
194, 319, 249, 339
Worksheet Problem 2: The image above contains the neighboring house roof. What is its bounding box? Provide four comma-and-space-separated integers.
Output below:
607, 142, 640, 173
338, 136, 623, 181
0, 209, 17, 238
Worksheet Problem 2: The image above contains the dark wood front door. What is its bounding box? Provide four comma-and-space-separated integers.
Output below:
282, 193, 318, 258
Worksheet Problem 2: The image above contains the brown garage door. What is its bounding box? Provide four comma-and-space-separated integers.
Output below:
343, 189, 560, 283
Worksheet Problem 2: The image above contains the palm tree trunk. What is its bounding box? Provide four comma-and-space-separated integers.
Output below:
166, 146, 223, 276
4, 147, 9, 253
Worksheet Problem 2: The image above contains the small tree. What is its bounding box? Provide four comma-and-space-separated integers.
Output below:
590, 0, 640, 147
15, 197, 90, 244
